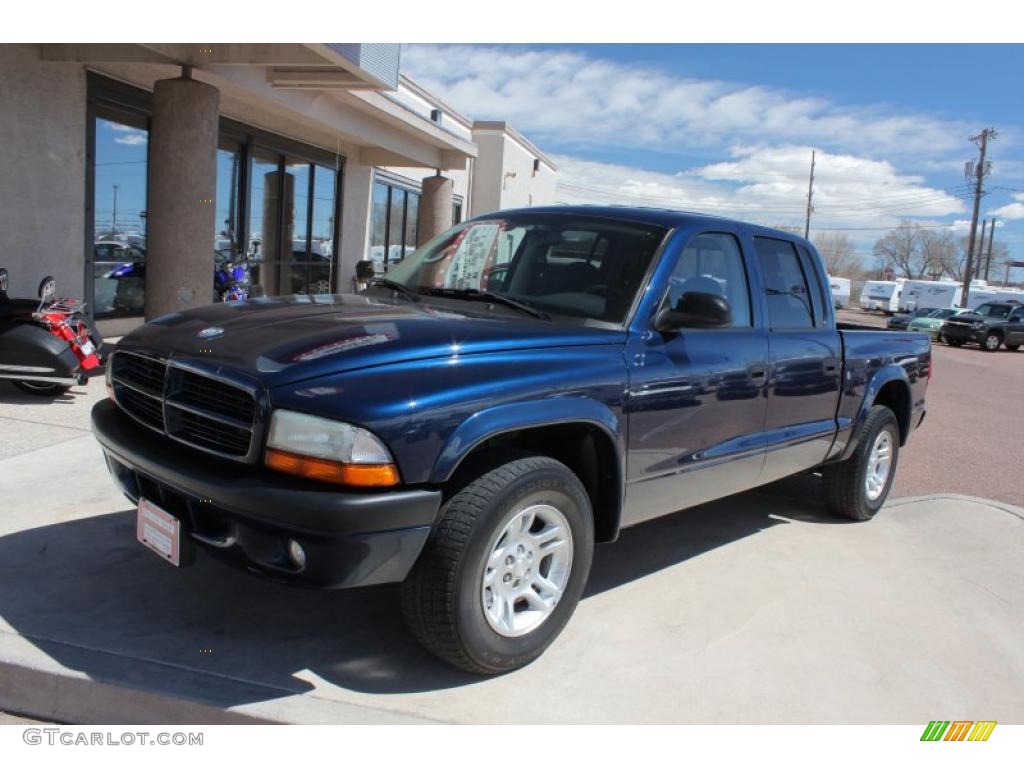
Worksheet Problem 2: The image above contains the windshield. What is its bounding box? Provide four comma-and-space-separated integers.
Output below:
974, 303, 1013, 319
377, 214, 669, 324
927, 308, 954, 318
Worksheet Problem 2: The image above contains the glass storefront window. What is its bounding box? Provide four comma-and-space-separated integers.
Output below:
368, 179, 424, 272
370, 183, 389, 271
93, 115, 148, 318
247, 151, 279, 296
388, 187, 406, 266
405, 193, 420, 257
309, 164, 337, 294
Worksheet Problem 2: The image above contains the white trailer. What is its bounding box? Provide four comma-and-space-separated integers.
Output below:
827, 276, 851, 309
898, 280, 962, 312
966, 287, 1024, 310
859, 280, 902, 314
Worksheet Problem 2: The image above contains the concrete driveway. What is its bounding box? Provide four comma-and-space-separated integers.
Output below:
0, 377, 1022, 724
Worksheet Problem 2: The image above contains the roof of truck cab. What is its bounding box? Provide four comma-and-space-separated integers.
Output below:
473, 205, 814, 244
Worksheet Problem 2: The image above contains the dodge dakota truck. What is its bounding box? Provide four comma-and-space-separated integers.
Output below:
92, 207, 931, 674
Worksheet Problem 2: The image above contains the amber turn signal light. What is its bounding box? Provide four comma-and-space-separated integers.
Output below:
265, 448, 400, 487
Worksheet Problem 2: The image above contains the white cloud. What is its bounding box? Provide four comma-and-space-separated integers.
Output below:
113, 134, 147, 146
402, 45, 967, 156
554, 146, 966, 232
991, 193, 1024, 220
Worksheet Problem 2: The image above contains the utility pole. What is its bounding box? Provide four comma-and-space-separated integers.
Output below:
111, 184, 119, 236
974, 219, 988, 281
803, 150, 816, 240
960, 128, 996, 307
984, 217, 996, 281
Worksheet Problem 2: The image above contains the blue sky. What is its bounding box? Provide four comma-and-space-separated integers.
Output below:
403, 44, 1024, 268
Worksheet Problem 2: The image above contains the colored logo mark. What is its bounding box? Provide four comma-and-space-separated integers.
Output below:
920, 721, 996, 742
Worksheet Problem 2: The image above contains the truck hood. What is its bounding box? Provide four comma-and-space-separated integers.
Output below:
117, 294, 626, 387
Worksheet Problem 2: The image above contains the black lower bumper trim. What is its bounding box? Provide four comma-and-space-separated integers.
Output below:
92, 399, 442, 588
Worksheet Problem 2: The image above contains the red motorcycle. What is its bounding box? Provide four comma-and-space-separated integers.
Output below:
0, 269, 103, 396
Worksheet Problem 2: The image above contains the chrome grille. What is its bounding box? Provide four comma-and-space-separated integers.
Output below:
110, 350, 258, 461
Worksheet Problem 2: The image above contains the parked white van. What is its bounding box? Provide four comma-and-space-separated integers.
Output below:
898, 280, 962, 312
828, 276, 851, 309
859, 280, 903, 314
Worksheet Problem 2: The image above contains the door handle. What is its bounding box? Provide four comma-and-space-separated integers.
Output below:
824, 361, 839, 373
749, 365, 766, 379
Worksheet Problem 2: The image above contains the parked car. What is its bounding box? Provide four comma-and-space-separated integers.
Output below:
887, 306, 935, 331
92, 207, 931, 674
941, 301, 1024, 351
906, 308, 966, 341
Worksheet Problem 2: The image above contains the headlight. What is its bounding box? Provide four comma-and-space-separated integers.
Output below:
264, 410, 399, 487
971, 322, 985, 329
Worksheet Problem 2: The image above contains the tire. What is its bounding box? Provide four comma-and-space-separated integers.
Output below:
1006, 344, 1020, 351
12, 381, 71, 397
401, 454, 594, 674
982, 332, 1002, 352
822, 405, 900, 521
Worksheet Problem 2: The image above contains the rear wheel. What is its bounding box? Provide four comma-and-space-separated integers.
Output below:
822, 405, 900, 521
12, 381, 71, 397
402, 454, 594, 674
982, 332, 1002, 352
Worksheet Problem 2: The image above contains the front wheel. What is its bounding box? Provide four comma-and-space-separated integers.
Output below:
12, 380, 71, 397
982, 332, 1002, 352
822, 405, 900, 521
401, 454, 594, 674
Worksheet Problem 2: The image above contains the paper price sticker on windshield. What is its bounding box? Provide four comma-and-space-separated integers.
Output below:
444, 223, 501, 290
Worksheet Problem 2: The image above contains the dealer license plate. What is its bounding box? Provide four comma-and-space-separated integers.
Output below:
137, 497, 181, 566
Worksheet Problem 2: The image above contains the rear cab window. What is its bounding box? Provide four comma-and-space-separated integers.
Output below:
753, 237, 817, 330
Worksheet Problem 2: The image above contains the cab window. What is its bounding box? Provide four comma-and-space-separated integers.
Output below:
664, 232, 752, 327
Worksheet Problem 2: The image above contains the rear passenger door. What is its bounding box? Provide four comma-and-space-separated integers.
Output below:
752, 237, 843, 483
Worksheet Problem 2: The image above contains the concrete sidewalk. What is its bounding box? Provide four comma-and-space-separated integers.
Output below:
1, 379, 1022, 724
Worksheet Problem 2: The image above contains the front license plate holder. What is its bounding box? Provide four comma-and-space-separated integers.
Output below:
137, 497, 182, 566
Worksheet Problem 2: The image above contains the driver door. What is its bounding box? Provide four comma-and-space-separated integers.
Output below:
623, 231, 769, 526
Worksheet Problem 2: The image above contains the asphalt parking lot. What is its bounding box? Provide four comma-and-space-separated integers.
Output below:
0, 330, 1021, 724
838, 306, 1024, 507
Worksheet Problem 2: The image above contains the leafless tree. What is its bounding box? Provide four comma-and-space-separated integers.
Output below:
813, 232, 859, 276
919, 229, 959, 280
872, 222, 928, 278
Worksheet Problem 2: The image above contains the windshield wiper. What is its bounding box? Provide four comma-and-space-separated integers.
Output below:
367, 278, 421, 302
423, 287, 549, 320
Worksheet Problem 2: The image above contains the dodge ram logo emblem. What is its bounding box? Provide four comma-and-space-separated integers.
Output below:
196, 326, 224, 339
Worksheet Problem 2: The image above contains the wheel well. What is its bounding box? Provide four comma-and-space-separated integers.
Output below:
445, 423, 622, 543
874, 380, 910, 444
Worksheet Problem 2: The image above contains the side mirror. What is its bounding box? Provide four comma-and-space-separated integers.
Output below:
654, 291, 732, 332
0, 268, 8, 294
38, 276, 56, 300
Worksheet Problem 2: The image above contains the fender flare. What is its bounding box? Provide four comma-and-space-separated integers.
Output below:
430, 397, 627, 539
840, 364, 912, 461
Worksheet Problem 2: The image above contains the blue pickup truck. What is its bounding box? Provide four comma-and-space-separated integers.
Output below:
92, 207, 931, 674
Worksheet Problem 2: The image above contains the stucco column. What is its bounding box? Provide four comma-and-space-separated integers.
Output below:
145, 75, 219, 320
416, 174, 454, 247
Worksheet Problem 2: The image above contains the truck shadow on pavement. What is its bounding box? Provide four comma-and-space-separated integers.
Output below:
0, 474, 840, 705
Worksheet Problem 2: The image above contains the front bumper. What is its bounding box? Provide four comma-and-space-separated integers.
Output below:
941, 323, 985, 344
92, 398, 441, 588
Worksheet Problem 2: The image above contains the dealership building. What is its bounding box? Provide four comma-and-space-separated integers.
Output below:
0, 44, 557, 335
